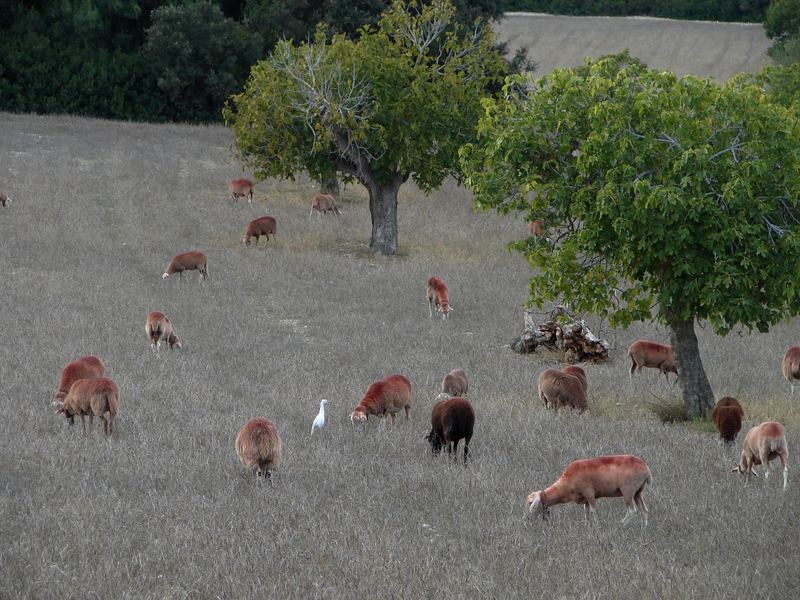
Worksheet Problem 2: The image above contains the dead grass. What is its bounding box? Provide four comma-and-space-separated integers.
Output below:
495, 13, 771, 80
1, 109, 799, 599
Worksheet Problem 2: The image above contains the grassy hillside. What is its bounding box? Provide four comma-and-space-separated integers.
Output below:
1, 109, 798, 599
495, 13, 771, 80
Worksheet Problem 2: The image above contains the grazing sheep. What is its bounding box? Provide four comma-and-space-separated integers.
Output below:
0, 191, 10, 207
441, 369, 468, 397
527, 455, 652, 527
427, 276, 452, 320
426, 396, 475, 464
311, 399, 327, 435
229, 178, 255, 204
781, 346, 800, 395
309, 193, 341, 217
561, 365, 588, 395
235, 417, 282, 481
242, 216, 277, 246
162, 250, 208, 280
711, 397, 744, 445
628, 340, 677, 380
145, 311, 182, 350
52, 355, 106, 403
731, 421, 788, 490
350, 374, 412, 425
53, 377, 119, 436
527, 219, 543, 236
538, 368, 587, 412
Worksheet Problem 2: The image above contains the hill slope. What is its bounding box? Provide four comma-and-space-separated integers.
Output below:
495, 13, 771, 80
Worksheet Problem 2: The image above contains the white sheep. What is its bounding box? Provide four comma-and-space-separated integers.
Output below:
731, 421, 788, 490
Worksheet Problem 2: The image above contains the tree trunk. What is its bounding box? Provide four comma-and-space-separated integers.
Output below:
668, 316, 715, 418
320, 172, 340, 196
367, 178, 401, 255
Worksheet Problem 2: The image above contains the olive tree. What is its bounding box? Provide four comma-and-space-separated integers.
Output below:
225, 0, 505, 255
460, 54, 800, 417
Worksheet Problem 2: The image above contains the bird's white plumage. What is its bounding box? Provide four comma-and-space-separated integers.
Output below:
311, 399, 327, 435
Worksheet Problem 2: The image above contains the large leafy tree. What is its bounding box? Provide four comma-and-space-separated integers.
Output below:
144, 1, 263, 122
460, 54, 800, 417
225, 0, 505, 255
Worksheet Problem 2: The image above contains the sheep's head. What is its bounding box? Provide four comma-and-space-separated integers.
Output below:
161, 272, 170, 279
526, 491, 546, 518
242, 234, 251, 246
425, 428, 443, 454
168, 333, 182, 349
438, 303, 452, 320
350, 410, 367, 424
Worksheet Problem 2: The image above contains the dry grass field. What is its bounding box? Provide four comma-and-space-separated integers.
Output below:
494, 13, 771, 80
1, 105, 799, 598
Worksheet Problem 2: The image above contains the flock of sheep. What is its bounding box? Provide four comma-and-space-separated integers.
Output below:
2, 176, 789, 529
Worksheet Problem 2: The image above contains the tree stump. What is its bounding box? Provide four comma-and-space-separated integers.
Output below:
510, 306, 609, 363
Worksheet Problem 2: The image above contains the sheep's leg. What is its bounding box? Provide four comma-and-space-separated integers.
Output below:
629, 360, 636, 381
100, 414, 108, 436
463, 443, 469, 465
780, 455, 788, 491
763, 456, 771, 481
621, 501, 637, 527
428, 299, 433, 318
634, 492, 648, 528
79, 414, 86, 435
404, 406, 410, 421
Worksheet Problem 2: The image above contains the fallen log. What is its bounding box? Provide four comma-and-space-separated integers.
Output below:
510, 306, 609, 363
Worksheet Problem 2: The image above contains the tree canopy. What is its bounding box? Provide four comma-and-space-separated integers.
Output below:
460, 53, 800, 416
226, 0, 506, 254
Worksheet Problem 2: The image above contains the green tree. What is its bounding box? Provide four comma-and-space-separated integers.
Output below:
732, 63, 800, 112
144, 1, 263, 121
460, 54, 800, 417
226, 0, 505, 255
765, 0, 800, 64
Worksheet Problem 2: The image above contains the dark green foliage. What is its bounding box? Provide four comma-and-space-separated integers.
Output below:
0, 1, 173, 121
505, 0, 769, 22
144, 1, 263, 122
764, 0, 800, 64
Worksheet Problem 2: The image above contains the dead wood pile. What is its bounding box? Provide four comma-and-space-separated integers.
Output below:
510, 306, 609, 364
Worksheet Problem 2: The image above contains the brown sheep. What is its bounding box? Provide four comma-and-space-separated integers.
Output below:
162, 250, 208, 280
710, 397, 744, 445
426, 396, 475, 464
0, 191, 10, 207
538, 368, 587, 412
145, 311, 182, 350
53, 377, 119, 436
731, 421, 788, 491
235, 417, 282, 481
229, 178, 254, 204
527, 219, 543, 236
350, 374, 412, 425
628, 340, 677, 380
427, 276, 452, 320
53, 355, 106, 403
781, 346, 800, 395
561, 365, 588, 395
309, 193, 341, 217
527, 455, 652, 527
441, 369, 468, 396
242, 216, 277, 245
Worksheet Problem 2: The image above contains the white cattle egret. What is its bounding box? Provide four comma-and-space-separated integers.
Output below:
311, 399, 328, 435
